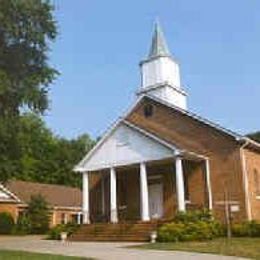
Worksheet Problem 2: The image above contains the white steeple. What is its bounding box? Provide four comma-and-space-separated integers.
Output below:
138, 22, 187, 110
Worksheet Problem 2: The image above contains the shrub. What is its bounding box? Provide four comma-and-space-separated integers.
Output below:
157, 210, 222, 242
158, 222, 186, 242
15, 214, 31, 235
232, 221, 260, 237
47, 222, 79, 240
47, 224, 65, 240
174, 209, 213, 223
0, 212, 15, 234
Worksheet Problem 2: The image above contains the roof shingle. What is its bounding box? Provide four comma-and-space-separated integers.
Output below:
5, 180, 82, 208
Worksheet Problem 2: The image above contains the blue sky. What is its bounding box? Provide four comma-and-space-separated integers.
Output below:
46, 0, 260, 139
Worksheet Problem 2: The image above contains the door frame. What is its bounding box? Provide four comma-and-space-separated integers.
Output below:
148, 182, 163, 219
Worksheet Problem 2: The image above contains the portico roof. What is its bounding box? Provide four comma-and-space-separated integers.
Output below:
75, 118, 206, 173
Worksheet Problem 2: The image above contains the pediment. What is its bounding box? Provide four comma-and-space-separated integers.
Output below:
0, 186, 19, 202
77, 121, 176, 172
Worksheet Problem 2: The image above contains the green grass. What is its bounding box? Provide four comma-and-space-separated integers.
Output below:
136, 238, 260, 259
0, 250, 92, 260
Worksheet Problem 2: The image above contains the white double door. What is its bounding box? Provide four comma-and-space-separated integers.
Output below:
148, 183, 163, 219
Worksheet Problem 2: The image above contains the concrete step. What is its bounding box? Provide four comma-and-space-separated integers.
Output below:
69, 222, 158, 242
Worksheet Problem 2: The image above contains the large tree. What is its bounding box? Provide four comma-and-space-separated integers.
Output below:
0, 0, 58, 182
247, 132, 260, 143
0, 0, 58, 115
16, 113, 95, 187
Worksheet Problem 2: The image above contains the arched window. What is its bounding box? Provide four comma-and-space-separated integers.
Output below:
254, 169, 260, 196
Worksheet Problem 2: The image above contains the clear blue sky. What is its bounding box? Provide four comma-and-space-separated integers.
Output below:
46, 0, 260, 139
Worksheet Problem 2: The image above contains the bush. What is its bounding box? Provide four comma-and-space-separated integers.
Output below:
14, 214, 31, 235
157, 210, 222, 242
27, 194, 50, 234
0, 212, 15, 234
174, 209, 213, 223
47, 224, 65, 240
47, 222, 79, 240
232, 221, 260, 237
158, 222, 186, 242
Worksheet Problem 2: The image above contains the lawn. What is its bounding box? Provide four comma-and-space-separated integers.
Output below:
136, 238, 260, 259
0, 250, 92, 260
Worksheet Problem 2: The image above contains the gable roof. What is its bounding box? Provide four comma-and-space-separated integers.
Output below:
74, 120, 182, 172
75, 94, 260, 173
0, 184, 20, 203
5, 180, 82, 208
142, 94, 260, 151
144, 94, 242, 139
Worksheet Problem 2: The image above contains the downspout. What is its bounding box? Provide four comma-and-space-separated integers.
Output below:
240, 139, 252, 221
205, 158, 213, 211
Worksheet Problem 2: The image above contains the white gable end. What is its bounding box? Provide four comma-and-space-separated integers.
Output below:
79, 122, 175, 172
0, 189, 11, 200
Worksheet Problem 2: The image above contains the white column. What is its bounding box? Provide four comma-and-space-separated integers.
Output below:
110, 167, 118, 223
175, 157, 186, 212
64, 213, 68, 224
82, 172, 90, 224
205, 159, 213, 211
140, 162, 150, 221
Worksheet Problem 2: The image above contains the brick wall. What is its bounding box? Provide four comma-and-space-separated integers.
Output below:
244, 148, 260, 220
0, 203, 18, 222
126, 97, 248, 222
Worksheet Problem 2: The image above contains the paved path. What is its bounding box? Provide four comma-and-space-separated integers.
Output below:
0, 236, 245, 260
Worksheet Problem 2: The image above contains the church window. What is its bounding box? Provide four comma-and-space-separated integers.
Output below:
143, 104, 154, 118
254, 169, 260, 196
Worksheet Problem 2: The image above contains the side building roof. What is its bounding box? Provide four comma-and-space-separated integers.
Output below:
5, 180, 82, 209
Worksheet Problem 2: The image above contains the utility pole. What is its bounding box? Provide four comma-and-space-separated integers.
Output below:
224, 186, 232, 239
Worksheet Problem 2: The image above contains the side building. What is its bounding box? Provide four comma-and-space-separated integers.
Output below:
0, 180, 83, 226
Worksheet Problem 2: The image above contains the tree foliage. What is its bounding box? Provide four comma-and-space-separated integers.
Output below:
0, 212, 15, 234
27, 194, 50, 234
14, 113, 95, 187
248, 132, 260, 143
0, 0, 58, 182
0, 0, 58, 115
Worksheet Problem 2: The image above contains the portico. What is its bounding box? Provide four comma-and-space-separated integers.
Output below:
78, 121, 212, 224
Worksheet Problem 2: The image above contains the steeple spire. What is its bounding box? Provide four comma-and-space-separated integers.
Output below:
148, 21, 171, 59
139, 21, 187, 110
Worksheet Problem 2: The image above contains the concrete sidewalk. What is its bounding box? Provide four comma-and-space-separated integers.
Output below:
0, 236, 245, 260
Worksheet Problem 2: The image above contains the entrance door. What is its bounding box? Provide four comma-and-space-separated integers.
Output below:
148, 183, 163, 219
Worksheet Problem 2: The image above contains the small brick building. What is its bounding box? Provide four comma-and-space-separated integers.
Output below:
75, 23, 260, 226
0, 180, 83, 226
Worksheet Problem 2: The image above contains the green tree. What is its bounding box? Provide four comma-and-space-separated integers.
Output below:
16, 113, 95, 187
248, 132, 260, 143
27, 194, 50, 234
0, 0, 58, 182
0, 0, 58, 115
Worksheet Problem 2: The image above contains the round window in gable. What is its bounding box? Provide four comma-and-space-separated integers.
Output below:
143, 104, 154, 118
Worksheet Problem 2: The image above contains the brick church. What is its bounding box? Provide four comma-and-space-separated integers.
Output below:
75, 23, 260, 228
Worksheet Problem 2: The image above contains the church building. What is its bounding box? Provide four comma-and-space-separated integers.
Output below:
74, 23, 260, 232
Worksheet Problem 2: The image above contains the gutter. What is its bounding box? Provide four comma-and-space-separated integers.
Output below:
238, 137, 260, 151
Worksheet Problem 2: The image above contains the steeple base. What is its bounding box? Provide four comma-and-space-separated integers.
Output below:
137, 83, 187, 110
